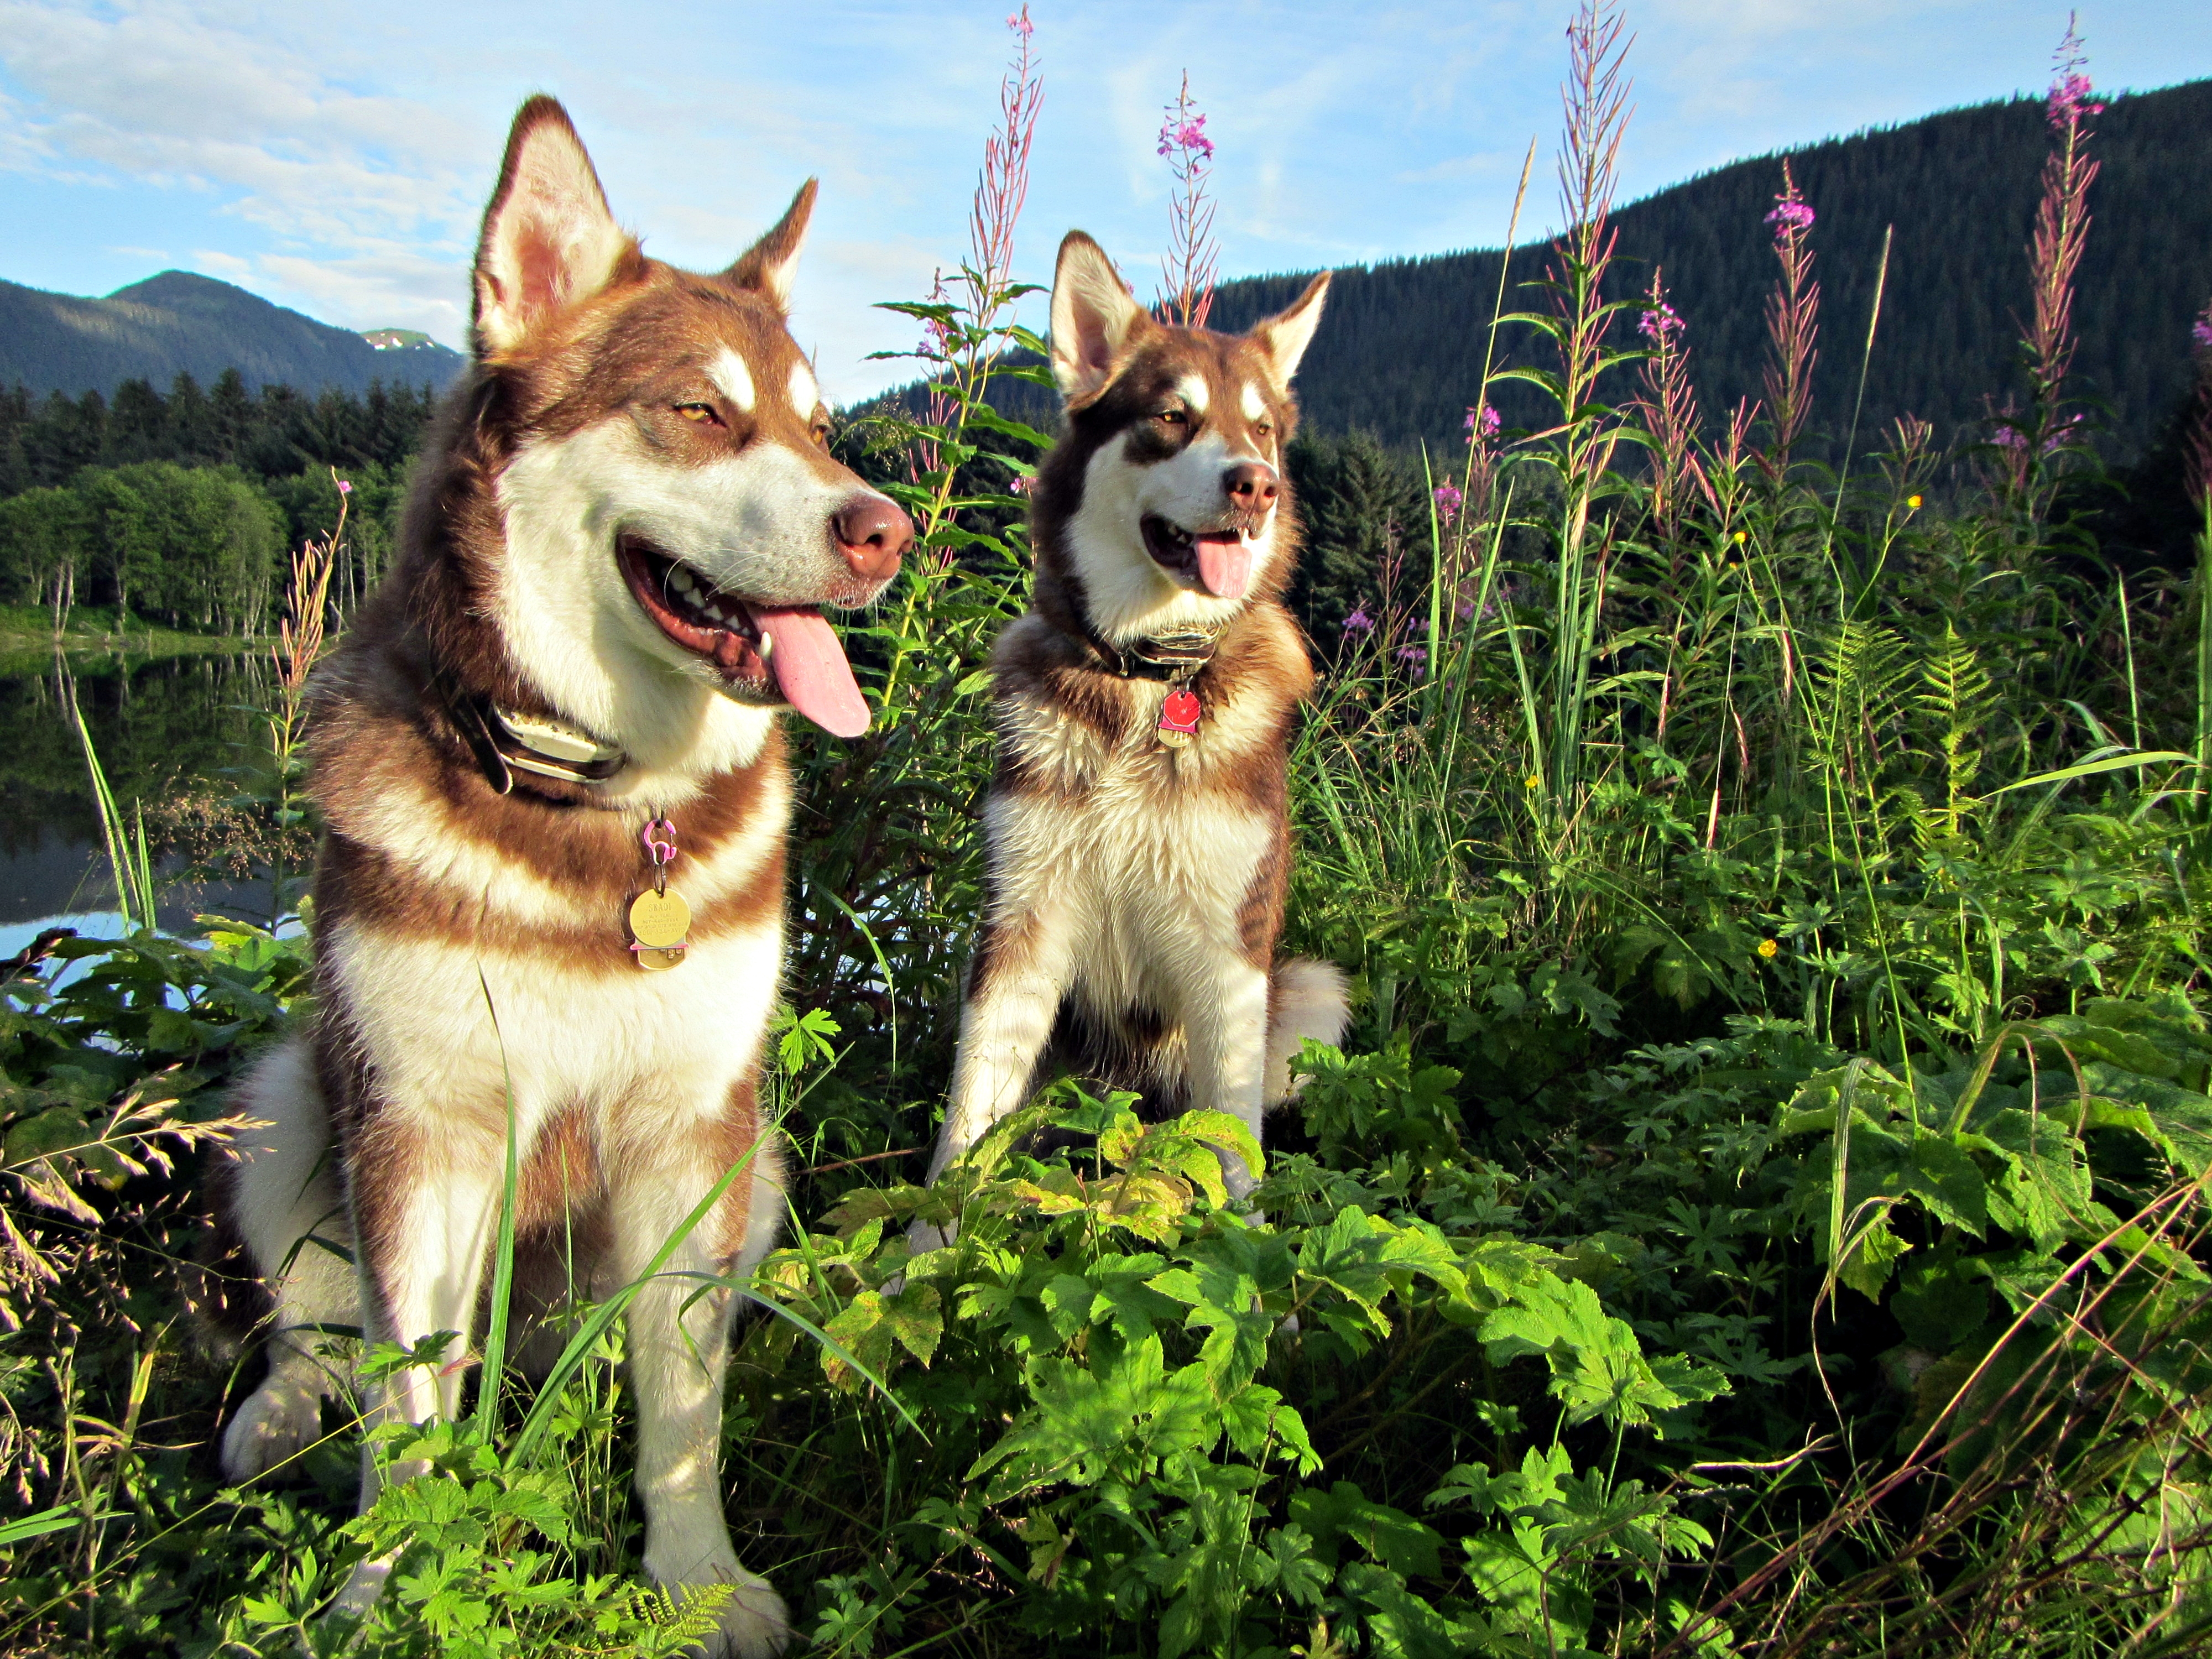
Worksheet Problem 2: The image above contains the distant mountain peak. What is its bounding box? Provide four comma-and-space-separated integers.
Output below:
107, 270, 251, 302
1, 271, 466, 399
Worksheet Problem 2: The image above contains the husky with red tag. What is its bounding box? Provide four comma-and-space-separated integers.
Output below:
910, 233, 1347, 1231
206, 97, 908, 1655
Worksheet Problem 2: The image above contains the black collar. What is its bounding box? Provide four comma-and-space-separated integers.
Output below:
439, 676, 627, 795
1080, 623, 1223, 684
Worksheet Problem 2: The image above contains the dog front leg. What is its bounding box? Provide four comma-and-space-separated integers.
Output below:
333, 1125, 503, 1619
217, 1035, 360, 1483
912, 910, 1076, 1251
1183, 960, 1276, 1202
613, 1102, 789, 1659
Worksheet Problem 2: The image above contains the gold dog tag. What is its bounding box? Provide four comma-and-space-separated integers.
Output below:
629, 889, 692, 950
635, 946, 687, 972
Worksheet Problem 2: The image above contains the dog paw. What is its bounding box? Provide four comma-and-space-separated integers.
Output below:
699, 1571, 791, 1659
904, 1216, 957, 1256
330, 1547, 399, 1623
646, 1532, 790, 1658
219, 1371, 325, 1482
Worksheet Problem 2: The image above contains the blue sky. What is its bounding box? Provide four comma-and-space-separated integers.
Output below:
2, 1, 2208, 401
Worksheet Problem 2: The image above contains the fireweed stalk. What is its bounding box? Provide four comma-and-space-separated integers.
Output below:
1518, 0, 1637, 817
1155, 72, 1219, 329
2026, 19, 2101, 457
883, 6, 1042, 547
1634, 270, 1701, 554
2189, 300, 2212, 807
262, 469, 344, 925
2187, 298, 2212, 513
1760, 160, 1820, 477
874, 5, 1043, 702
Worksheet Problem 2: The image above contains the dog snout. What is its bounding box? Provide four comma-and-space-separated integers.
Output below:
1223, 460, 1279, 514
832, 494, 912, 584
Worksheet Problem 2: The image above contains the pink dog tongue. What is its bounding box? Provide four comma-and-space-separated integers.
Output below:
1194, 533, 1252, 599
754, 606, 872, 738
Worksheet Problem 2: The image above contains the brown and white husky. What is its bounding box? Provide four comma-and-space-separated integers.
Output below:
207, 96, 909, 1656
911, 233, 1348, 1232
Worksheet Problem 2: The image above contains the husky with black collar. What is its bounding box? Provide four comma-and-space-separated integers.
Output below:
911, 233, 1348, 1231
204, 97, 909, 1656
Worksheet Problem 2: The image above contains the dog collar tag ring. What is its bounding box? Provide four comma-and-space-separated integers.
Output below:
629, 817, 690, 969
1157, 687, 1202, 749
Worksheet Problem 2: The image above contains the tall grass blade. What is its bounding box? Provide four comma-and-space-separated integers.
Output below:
473, 967, 520, 1433
70, 685, 154, 930
1981, 749, 2191, 799
2197, 505, 2212, 811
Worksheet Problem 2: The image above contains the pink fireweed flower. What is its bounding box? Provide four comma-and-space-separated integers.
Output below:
1465, 404, 1501, 440
2047, 72, 2104, 128
1637, 302, 1684, 343
1432, 482, 1463, 524
1342, 606, 1375, 635
1995, 425, 2029, 452
336, 479, 352, 494
2042, 412, 2086, 454
2047, 19, 2103, 131
1765, 197, 1815, 242
1158, 112, 1214, 160
2192, 302, 2212, 353
1005, 7, 1032, 39
1395, 644, 1428, 670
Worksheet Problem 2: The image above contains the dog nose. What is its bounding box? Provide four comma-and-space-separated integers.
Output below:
832, 494, 912, 583
1223, 461, 1279, 512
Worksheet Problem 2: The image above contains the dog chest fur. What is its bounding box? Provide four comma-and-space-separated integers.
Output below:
980, 608, 1311, 1003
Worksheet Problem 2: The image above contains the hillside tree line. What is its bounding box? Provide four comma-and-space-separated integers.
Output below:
0, 370, 430, 633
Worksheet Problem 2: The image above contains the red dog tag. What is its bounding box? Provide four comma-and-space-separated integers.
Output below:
1157, 686, 1202, 748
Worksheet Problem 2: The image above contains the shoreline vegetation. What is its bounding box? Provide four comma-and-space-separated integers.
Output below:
6, 6, 2212, 1657
0, 602, 259, 665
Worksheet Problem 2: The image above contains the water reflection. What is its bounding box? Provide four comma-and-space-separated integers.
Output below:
0, 650, 278, 930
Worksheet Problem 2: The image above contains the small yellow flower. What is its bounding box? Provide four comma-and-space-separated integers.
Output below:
1757, 938, 1780, 959
1731, 530, 1747, 545
1907, 493, 1923, 510
1524, 774, 1542, 791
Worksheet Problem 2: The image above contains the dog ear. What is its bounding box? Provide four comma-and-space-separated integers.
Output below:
730, 180, 817, 313
1248, 273, 1332, 394
473, 96, 638, 356
1051, 232, 1150, 407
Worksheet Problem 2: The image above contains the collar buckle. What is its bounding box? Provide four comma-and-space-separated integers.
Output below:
1092, 625, 1222, 684
441, 677, 627, 794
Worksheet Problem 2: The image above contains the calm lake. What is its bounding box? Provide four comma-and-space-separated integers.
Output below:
0, 648, 278, 957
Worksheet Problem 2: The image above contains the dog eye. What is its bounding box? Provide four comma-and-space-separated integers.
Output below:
676, 403, 719, 424
811, 419, 832, 447
1156, 408, 1187, 425
1254, 419, 1274, 436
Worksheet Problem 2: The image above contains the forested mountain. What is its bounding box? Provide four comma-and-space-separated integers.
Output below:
0, 270, 462, 400
978, 78, 2212, 465
0, 372, 439, 498
1233, 78, 2212, 460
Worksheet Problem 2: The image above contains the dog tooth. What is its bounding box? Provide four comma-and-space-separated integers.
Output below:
671, 568, 698, 595
755, 630, 774, 661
